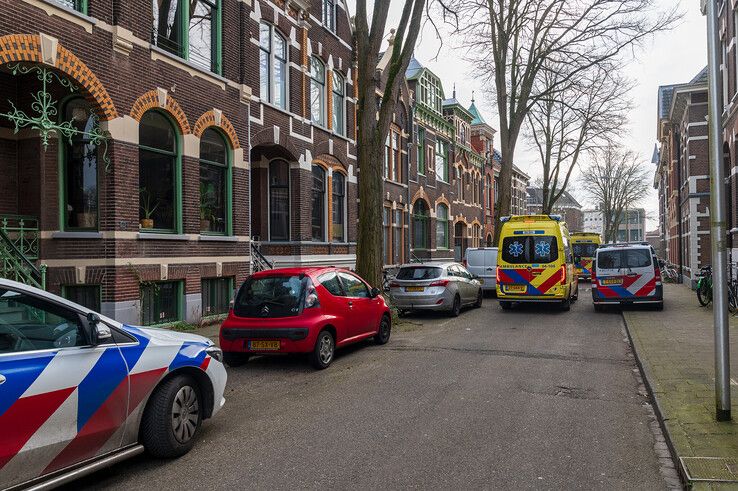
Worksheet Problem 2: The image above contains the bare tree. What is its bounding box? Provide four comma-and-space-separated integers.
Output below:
354, 0, 426, 288
445, 0, 679, 241
580, 144, 651, 242
527, 64, 632, 214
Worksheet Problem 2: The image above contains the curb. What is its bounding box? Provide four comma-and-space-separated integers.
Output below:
621, 310, 688, 489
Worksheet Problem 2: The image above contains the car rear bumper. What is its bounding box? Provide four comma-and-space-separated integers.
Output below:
219, 327, 315, 354
391, 291, 453, 310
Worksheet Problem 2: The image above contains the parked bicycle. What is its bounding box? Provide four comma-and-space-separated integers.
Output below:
659, 259, 678, 283
696, 265, 738, 313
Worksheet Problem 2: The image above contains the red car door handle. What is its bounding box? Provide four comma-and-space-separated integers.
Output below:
348, 301, 353, 307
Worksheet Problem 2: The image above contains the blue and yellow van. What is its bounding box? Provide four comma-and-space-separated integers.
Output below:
571, 232, 601, 280
496, 215, 579, 311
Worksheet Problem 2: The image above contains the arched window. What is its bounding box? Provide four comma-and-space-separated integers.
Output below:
332, 172, 346, 241
310, 57, 326, 126
332, 72, 345, 136
139, 111, 178, 232
412, 200, 429, 249
473, 224, 481, 247
269, 159, 290, 241
486, 175, 493, 209
436, 204, 449, 249
62, 97, 98, 230
199, 128, 230, 234
312, 165, 326, 241
260, 22, 288, 109
486, 234, 493, 247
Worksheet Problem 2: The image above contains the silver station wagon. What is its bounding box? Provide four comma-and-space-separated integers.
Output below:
389, 262, 483, 316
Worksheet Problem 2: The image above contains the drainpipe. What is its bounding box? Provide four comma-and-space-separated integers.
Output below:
675, 130, 683, 283
247, 102, 252, 273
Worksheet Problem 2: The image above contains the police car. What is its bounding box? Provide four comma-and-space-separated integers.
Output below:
0, 279, 227, 489
592, 242, 663, 311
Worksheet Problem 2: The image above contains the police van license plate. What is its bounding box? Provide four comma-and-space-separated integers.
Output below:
249, 340, 280, 350
505, 284, 527, 293
602, 278, 622, 285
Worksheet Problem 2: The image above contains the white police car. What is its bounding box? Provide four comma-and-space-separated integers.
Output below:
0, 279, 227, 489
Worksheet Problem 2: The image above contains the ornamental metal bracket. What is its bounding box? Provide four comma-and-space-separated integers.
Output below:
0, 64, 112, 171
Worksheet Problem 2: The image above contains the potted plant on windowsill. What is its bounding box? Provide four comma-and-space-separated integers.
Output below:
139, 187, 160, 229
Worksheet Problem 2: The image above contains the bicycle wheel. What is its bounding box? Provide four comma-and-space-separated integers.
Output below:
697, 279, 712, 306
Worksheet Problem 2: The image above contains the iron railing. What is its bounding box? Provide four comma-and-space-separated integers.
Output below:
0, 226, 45, 288
251, 241, 273, 272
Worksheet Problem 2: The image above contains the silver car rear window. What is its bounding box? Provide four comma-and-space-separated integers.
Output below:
396, 267, 442, 280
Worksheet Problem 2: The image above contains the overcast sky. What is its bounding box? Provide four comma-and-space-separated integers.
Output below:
348, 0, 708, 228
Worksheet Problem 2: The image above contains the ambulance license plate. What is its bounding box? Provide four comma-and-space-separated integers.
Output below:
505, 284, 527, 293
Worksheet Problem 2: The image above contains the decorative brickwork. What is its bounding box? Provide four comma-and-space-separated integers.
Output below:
411, 186, 431, 209
129, 89, 191, 134
0, 34, 118, 121
193, 110, 241, 148
435, 194, 450, 209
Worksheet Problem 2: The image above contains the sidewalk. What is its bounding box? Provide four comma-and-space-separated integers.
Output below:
623, 283, 738, 488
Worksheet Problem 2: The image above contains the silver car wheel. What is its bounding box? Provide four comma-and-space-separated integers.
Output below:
171, 385, 199, 443
319, 334, 334, 364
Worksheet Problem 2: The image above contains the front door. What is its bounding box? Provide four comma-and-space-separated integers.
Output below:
0, 287, 128, 488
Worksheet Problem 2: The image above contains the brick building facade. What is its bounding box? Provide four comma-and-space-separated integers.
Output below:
655, 68, 710, 284
0, 0, 354, 325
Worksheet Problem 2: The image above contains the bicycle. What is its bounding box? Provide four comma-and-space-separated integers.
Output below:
696, 265, 738, 313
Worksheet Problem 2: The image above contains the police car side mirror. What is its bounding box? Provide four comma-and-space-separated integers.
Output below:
87, 312, 112, 345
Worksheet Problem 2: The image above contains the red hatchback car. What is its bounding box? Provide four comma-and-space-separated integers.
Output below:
220, 267, 392, 369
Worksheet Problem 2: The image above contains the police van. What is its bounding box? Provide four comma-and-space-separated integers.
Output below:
592, 242, 663, 311
496, 215, 579, 311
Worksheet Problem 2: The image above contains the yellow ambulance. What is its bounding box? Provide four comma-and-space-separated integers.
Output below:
570, 232, 601, 280
496, 215, 579, 311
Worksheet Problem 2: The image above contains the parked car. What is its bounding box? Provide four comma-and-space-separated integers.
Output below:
389, 262, 483, 316
496, 214, 579, 311
0, 279, 226, 490
592, 243, 663, 311
465, 247, 498, 295
220, 267, 391, 369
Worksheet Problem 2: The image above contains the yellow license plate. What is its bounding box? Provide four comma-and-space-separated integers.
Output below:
602, 278, 622, 285
505, 284, 527, 293
479, 279, 484, 284
406, 286, 424, 292
249, 340, 281, 350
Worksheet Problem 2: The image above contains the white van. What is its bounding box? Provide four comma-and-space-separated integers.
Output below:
465, 247, 498, 293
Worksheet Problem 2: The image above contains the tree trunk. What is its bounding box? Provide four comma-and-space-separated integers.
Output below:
493, 131, 517, 244
355, 128, 384, 288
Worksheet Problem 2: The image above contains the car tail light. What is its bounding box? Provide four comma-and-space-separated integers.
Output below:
654, 264, 662, 286
304, 285, 320, 308
591, 267, 597, 288
560, 265, 567, 285
497, 266, 501, 282
429, 279, 450, 287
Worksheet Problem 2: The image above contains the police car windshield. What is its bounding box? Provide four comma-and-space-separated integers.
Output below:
234, 275, 306, 318
501, 236, 559, 264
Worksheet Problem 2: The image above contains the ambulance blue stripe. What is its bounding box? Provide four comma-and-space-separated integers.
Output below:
501, 269, 543, 296
0, 352, 56, 416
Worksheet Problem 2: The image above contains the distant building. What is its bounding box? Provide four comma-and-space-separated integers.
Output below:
526, 187, 584, 232
655, 67, 710, 283
469, 97, 499, 246
511, 165, 531, 216
615, 208, 647, 243
646, 229, 663, 258
583, 209, 604, 235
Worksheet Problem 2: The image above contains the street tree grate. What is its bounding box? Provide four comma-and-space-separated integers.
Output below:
681, 457, 738, 482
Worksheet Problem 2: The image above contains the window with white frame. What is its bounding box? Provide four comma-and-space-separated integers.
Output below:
310, 57, 326, 126
260, 22, 287, 109
435, 140, 448, 182
323, 0, 336, 32
332, 72, 345, 135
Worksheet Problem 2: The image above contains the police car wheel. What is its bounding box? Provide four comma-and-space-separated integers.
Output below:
594, 303, 604, 313
141, 375, 202, 458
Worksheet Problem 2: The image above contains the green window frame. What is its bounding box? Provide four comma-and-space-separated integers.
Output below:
62, 285, 101, 312
412, 200, 429, 250
202, 277, 233, 317
417, 127, 425, 175
199, 128, 232, 235
53, 0, 87, 13
138, 110, 183, 234
58, 96, 99, 232
152, 0, 222, 75
140, 281, 183, 326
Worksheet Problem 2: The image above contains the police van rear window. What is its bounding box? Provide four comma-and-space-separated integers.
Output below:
597, 249, 652, 269
501, 236, 558, 264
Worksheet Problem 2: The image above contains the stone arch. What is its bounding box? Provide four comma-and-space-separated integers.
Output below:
130, 89, 191, 134
313, 154, 345, 173
435, 194, 450, 209
454, 215, 468, 225
0, 34, 118, 120
411, 186, 431, 209
471, 218, 482, 228
313, 140, 348, 168
193, 110, 240, 148
250, 126, 301, 161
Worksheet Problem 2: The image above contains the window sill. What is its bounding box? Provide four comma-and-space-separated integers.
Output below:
138, 232, 189, 240
199, 234, 238, 242
51, 231, 103, 239
23, 0, 96, 32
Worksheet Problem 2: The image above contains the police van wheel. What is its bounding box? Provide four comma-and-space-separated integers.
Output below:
560, 297, 571, 312
594, 303, 604, 313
